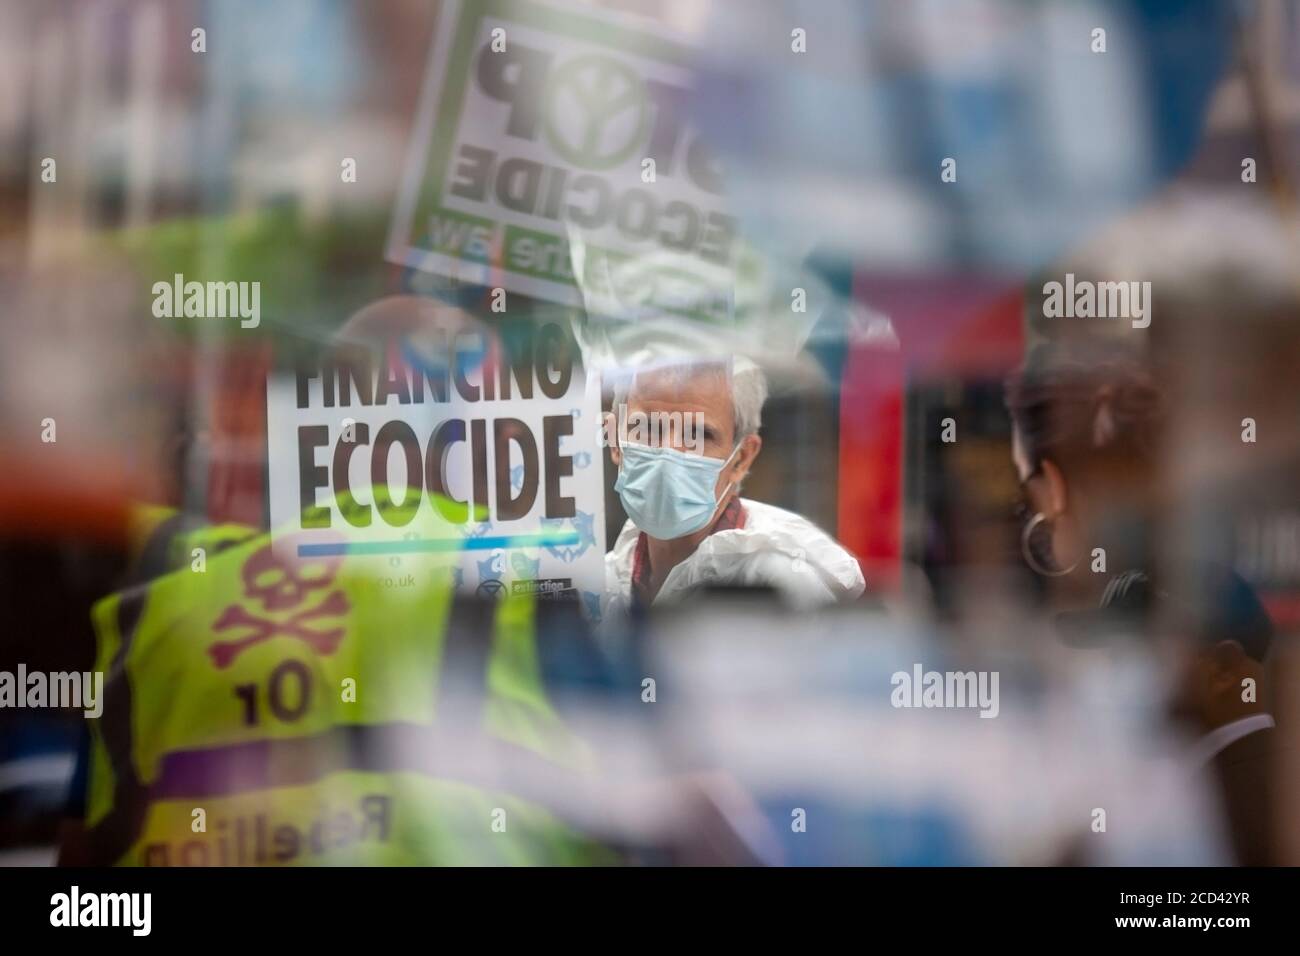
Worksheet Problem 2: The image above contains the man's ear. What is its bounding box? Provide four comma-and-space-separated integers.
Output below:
733, 434, 761, 481
604, 411, 621, 467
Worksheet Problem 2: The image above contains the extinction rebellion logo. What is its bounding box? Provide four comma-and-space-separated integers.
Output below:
542, 54, 649, 171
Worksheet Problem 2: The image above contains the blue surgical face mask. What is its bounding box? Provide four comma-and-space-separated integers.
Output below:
614, 441, 741, 540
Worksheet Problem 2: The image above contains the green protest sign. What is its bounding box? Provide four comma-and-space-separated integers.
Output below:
386, 0, 745, 323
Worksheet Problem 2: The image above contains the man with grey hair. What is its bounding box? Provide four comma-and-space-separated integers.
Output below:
604, 357, 865, 613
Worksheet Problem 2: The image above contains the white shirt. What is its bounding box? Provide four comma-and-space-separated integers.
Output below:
604, 497, 866, 616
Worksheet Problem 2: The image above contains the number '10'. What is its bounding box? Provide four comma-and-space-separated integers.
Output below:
235, 660, 312, 725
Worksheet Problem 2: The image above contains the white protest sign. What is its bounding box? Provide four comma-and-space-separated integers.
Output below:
386, 0, 751, 324
265, 315, 606, 619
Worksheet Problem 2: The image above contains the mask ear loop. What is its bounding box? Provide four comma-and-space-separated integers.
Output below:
706, 443, 744, 523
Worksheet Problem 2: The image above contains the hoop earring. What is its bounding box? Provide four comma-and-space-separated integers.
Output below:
1021, 512, 1079, 577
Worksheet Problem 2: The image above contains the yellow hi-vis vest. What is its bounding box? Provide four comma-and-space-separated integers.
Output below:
83, 507, 611, 866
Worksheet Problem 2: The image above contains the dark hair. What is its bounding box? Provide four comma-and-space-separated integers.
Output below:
1005, 341, 1165, 480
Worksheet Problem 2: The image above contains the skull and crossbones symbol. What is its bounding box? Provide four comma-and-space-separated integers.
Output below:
208, 542, 351, 669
